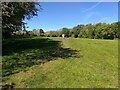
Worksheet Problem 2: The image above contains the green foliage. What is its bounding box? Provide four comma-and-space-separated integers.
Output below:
32, 29, 44, 36
39, 29, 44, 36
72, 25, 83, 38
28, 31, 35, 37
45, 31, 61, 37
15, 31, 23, 36
69, 30, 74, 37
111, 22, 119, 38
45, 22, 119, 40
76, 22, 119, 39
61, 28, 70, 37
2, 2, 41, 38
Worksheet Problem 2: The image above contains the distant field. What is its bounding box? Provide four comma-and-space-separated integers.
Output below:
2, 37, 118, 88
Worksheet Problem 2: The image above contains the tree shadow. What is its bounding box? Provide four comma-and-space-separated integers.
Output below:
2, 38, 81, 76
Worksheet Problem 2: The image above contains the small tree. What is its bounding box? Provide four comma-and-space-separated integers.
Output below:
39, 29, 44, 36
61, 28, 70, 37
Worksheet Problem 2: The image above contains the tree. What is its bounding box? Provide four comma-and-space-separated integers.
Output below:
73, 27, 79, 38
69, 29, 74, 37
74, 22, 118, 39
111, 22, 119, 38
61, 28, 70, 37
39, 29, 44, 36
33, 29, 39, 36
15, 30, 23, 36
73, 25, 84, 38
2, 2, 41, 38
27, 31, 34, 37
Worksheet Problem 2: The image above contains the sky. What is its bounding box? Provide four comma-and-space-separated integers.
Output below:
24, 2, 118, 31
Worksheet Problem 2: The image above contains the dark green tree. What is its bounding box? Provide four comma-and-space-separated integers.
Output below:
39, 29, 44, 36
61, 28, 70, 37
2, 2, 41, 38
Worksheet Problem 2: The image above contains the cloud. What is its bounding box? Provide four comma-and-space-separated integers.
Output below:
82, 0, 103, 13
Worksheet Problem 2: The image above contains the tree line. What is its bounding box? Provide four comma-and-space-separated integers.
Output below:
14, 29, 44, 37
6, 22, 120, 40
45, 22, 119, 39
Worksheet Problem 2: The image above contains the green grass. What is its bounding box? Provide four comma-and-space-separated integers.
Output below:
2, 37, 118, 88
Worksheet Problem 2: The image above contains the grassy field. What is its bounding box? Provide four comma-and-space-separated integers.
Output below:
2, 37, 118, 88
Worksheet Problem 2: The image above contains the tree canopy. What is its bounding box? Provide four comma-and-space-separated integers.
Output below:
45, 22, 119, 40
2, 2, 41, 38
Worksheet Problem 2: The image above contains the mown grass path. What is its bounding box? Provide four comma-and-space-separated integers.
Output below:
3, 37, 118, 88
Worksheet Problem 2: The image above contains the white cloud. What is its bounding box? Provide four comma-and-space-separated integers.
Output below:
82, 0, 103, 13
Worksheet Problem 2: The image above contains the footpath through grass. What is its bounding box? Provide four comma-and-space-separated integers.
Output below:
2, 37, 118, 88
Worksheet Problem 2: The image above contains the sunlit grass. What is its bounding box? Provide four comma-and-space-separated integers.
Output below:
3, 37, 118, 88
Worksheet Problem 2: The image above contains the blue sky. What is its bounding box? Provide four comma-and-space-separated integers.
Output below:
24, 2, 118, 31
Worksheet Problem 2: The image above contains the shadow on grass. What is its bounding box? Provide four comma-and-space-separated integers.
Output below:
2, 38, 81, 76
